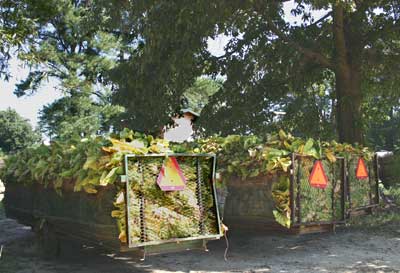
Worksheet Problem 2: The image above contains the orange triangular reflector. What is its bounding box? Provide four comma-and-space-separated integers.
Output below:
157, 157, 186, 191
309, 160, 328, 189
355, 157, 369, 180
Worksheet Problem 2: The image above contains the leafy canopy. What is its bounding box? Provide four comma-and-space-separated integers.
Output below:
0, 108, 41, 154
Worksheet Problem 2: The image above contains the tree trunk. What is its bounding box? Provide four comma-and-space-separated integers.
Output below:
335, 67, 363, 144
333, 4, 364, 144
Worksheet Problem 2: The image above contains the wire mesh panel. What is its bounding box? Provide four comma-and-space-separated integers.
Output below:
124, 154, 221, 248
346, 155, 379, 213
291, 154, 346, 227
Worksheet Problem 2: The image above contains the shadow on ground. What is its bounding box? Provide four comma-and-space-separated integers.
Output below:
1, 208, 400, 273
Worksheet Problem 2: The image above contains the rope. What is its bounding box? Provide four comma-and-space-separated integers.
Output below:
222, 223, 229, 261
140, 248, 146, 261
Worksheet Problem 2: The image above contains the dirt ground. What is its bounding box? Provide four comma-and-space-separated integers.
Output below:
0, 209, 400, 273
1, 179, 400, 273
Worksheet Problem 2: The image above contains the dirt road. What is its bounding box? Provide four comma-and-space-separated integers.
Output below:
0, 208, 400, 273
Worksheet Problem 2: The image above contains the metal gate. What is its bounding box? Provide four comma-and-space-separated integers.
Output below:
290, 154, 346, 227
346, 155, 379, 215
124, 153, 221, 248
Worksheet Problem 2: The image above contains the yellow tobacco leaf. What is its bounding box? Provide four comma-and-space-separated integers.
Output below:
83, 185, 98, 194
118, 231, 127, 243
325, 151, 337, 163
111, 210, 122, 218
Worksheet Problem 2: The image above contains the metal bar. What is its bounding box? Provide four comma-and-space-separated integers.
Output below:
346, 158, 352, 212
289, 153, 295, 228
347, 204, 379, 212
374, 154, 380, 205
291, 220, 346, 227
367, 160, 374, 206
128, 234, 222, 248
210, 155, 222, 235
125, 153, 215, 158
292, 153, 345, 160
139, 160, 147, 243
341, 158, 346, 222
296, 156, 302, 225
196, 157, 206, 235
331, 161, 336, 222
124, 155, 133, 247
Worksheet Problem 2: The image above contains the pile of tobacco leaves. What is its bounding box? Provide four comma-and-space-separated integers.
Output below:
0, 129, 220, 243
186, 130, 374, 228
0, 128, 374, 234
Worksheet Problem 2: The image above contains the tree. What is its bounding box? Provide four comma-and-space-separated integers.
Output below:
1, 0, 125, 139
115, 0, 400, 144
0, 108, 41, 153
107, 1, 224, 134
7, 0, 122, 96
0, 0, 36, 79
4, 1, 399, 143
38, 91, 124, 140
182, 77, 222, 115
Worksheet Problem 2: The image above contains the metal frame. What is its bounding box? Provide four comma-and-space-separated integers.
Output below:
345, 154, 380, 215
123, 153, 222, 248
290, 154, 346, 228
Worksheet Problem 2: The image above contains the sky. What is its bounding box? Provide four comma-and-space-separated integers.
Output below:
0, 58, 62, 126
0, 1, 327, 128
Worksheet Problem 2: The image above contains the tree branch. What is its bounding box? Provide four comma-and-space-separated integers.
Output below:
266, 18, 333, 69
309, 12, 332, 27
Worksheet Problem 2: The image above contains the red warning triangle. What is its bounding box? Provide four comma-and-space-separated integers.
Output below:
355, 157, 369, 180
157, 157, 186, 191
309, 160, 328, 189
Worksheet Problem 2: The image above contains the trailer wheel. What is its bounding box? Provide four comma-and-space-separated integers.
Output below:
34, 219, 60, 259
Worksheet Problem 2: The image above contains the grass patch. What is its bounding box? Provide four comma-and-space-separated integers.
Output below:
349, 209, 400, 229
382, 185, 400, 205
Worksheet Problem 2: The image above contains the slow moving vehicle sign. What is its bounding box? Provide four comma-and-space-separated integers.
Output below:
355, 157, 369, 180
157, 157, 187, 191
309, 160, 328, 189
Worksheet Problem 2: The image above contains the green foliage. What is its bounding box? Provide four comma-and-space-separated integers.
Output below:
2, 1, 400, 143
365, 104, 400, 151
1, 128, 219, 243
0, 0, 36, 79
0, 129, 171, 194
108, 0, 223, 134
101, 0, 399, 144
120, 157, 218, 244
183, 77, 222, 115
190, 129, 374, 227
380, 153, 400, 188
0, 108, 41, 154
38, 91, 124, 140
10, 0, 122, 96
1, 127, 376, 229
272, 176, 291, 228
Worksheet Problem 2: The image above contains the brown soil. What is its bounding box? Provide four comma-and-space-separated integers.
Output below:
0, 208, 400, 273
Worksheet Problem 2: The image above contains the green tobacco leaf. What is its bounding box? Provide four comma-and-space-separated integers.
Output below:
273, 210, 291, 228
278, 129, 287, 140
100, 166, 122, 186
303, 138, 314, 154
83, 156, 99, 170
278, 157, 292, 172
